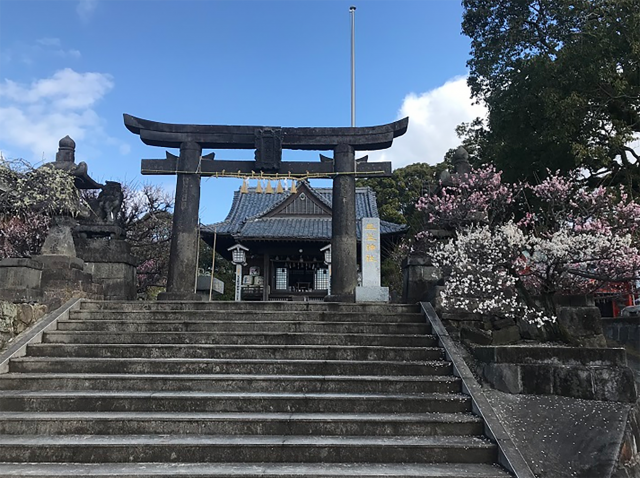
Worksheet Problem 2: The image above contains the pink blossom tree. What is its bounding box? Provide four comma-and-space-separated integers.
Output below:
416, 165, 515, 230
415, 166, 640, 322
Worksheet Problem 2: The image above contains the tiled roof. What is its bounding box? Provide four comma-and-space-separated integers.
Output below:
202, 183, 406, 240
236, 217, 406, 241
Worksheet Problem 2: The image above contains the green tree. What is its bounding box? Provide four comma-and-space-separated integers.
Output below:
358, 162, 447, 236
198, 239, 235, 301
462, 0, 640, 189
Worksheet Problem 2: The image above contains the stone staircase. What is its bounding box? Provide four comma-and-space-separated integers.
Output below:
0, 301, 512, 477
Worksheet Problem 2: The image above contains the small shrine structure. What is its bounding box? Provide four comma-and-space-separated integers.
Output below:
201, 181, 406, 301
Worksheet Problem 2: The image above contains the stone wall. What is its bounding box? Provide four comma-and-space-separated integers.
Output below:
0, 301, 47, 351
603, 317, 640, 351
475, 345, 638, 402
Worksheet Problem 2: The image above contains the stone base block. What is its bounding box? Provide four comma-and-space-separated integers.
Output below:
32, 254, 104, 307
0, 288, 41, 302
40, 217, 77, 257
84, 262, 136, 300
0, 258, 43, 291
157, 292, 203, 302
33, 255, 84, 271
402, 255, 442, 304
556, 305, 608, 347
355, 286, 389, 303
324, 293, 355, 303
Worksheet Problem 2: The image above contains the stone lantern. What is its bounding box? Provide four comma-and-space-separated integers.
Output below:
228, 244, 249, 302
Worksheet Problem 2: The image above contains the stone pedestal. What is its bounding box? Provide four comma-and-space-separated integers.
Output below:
74, 223, 137, 301
41, 216, 77, 257
0, 258, 43, 302
554, 295, 608, 348
33, 254, 103, 309
83, 261, 136, 300
402, 255, 442, 304
29, 216, 103, 308
355, 286, 389, 302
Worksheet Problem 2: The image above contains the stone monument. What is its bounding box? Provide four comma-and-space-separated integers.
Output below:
355, 218, 389, 302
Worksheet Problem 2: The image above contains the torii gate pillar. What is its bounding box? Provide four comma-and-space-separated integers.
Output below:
157, 141, 203, 301
327, 144, 357, 302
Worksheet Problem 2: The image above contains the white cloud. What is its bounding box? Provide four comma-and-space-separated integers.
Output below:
369, 76, 487, 169
36, 38, 61, 48
55, 49, 82, 60
0, 68, 113, 110
0, 68, 127, 162
3, 38, 82, 65
37, 37, 82, 59
77, 0, 99, 22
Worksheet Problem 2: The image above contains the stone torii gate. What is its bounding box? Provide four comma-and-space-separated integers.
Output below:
124, 114, 408, 301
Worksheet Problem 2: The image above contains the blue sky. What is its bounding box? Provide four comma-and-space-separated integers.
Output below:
0, 0, 485, 224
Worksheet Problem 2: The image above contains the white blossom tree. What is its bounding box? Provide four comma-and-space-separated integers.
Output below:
416, 167, 640, 323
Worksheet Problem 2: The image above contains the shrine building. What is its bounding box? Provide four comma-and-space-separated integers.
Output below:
201, 181, 406, 302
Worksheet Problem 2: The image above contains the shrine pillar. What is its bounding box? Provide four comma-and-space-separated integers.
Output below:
158, 141, 202, 301
327, 143, 357, 302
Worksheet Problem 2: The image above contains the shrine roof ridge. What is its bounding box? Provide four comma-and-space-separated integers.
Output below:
123, 114, 408, 151
200, 184, 407, 242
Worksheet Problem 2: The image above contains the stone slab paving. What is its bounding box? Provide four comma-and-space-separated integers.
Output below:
484, 389, 631, 478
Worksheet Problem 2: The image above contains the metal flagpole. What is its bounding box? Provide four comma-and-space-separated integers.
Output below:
209, 228, 217, 301
194, 224, 201, 293
350, 5, 356, 128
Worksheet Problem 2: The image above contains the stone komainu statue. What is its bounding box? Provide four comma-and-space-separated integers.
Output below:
96, 181, 124, 223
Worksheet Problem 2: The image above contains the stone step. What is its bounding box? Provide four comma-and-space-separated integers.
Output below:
0, 412, 484, 436
27, 343, 441, 361
0, 462, 513, 477
56, 320, 430, 335
0, 373, 459, 394
0, 300, 509, 476
0, 435, 498, 464
42, 331, 435, 347
9, 357, 447, 376
0, 391, 472, 413
70, 310, 424, 324
79, 301, 421, 315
